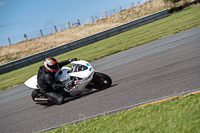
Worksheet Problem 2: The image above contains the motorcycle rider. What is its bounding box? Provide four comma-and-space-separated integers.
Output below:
37, 57, 78, 105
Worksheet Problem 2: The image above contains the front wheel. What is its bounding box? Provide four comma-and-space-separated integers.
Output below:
90, 72, 112, 89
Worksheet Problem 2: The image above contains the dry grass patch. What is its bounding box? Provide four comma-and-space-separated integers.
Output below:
0, 0, 196, 65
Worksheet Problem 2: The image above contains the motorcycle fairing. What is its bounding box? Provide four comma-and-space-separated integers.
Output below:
70, 60, 94, 79
24, 75, 38, 89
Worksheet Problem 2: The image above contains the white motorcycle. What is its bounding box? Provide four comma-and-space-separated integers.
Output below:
24, 60, 112, 105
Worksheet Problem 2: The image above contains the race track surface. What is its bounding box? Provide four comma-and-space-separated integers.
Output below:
0, 26, 200, 133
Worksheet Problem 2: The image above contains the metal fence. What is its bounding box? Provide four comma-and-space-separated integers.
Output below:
0, 0, 145, 46
0, 23, 70, 46
0, 9, 169, 74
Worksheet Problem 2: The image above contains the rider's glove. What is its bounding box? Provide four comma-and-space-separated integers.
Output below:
68, 58, 78, 62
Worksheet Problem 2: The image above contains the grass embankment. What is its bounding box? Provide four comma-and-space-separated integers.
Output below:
42, 92, 200, 133
0, 0, 196, 65
0, 4, 200, 91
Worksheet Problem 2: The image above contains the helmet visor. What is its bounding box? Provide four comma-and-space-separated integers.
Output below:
48, 64, 59, 70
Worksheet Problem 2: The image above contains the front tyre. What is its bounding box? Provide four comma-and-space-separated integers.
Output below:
92, 72, 112, 89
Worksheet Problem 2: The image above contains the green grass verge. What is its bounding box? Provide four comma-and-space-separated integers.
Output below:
42, 92, 200, 133
1, 5, 200, 90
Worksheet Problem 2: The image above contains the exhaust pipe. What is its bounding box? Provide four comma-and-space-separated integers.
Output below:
34, 98, 49, 104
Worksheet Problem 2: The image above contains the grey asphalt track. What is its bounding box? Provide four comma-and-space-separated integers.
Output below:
0, 26, 200, 133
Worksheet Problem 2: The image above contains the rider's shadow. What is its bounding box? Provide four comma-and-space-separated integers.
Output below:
63, 84, 118, 104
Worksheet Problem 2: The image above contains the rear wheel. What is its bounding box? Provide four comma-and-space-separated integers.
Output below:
90, 72, 112, 89
31, 89, 54, 106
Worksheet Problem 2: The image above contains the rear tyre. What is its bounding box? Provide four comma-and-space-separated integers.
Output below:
92, 72, 112, 89
31, 89, 54, 106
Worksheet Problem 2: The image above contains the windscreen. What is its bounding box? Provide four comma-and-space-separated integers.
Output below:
72, 64, 88, 72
